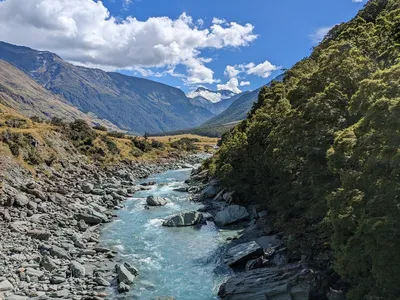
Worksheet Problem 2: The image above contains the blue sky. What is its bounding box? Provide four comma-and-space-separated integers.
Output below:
0, 0, 366, 93
111, 0, 366, 92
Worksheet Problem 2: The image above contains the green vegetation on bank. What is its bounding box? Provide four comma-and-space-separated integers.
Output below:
206, 0, 400, 299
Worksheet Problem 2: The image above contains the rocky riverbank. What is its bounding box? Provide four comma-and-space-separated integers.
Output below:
0, 153, 204, 300
185, 167, 345, 300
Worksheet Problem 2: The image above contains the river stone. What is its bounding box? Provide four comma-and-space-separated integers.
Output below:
116, 264, 135, 284
224, 241, 264, 267
75, 213, 102, 225
162, 211, 203, 227
40, 255, 57, 271
200, 185, 218, 200
50, 245, 70, 259
70, 261, 85, 278
27, 229, 51, 241
214, 205, 249, 226
118, 282, 130, 293
14, 194, 29, 207
25, 267, 44, 278
218, 263, 310, 300
0, 279, 13, 291
82, 182, 94, 193
146, 196, 167, 206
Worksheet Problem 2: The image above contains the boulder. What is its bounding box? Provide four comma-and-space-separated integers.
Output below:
200, 185, 218, 200
214, 205, 249, 226
27, 229, 51, 241
50, 245, 70, 259
75, 213, 102, 225
146, 196, 167, 206
82, 182, 94, 193
218, 263, 310, 300
40, 255, 57, 271
25, 267, 44, 278
14, 194, 29, 207
224, 241, 264, 267
70, 261, 85, 278
162, 211, 203, 227
116, 264, 135, 284
0, 279, 13, 292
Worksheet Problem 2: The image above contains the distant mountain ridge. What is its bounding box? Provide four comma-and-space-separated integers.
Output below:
0, 59, 119, 130
187, 87, 236, 103
0, 41, 214, 134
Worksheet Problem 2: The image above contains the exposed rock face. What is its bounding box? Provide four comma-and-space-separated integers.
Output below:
214, 205, 249, 226
224, 241, 264, 267
162, 211, 203, 227
218, 263, 311, 300
146, 196, 168, 206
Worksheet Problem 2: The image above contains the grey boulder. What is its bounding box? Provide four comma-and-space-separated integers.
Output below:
224, 241, 264, 267
214, 205, 249, 226
70, 261, 85, 278
162, 211, 203, 227
0, 279, 13, 291
116, 263, 136, 284
146, 196, 167, 206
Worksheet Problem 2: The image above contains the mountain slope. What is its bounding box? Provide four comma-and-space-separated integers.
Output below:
0, 42, 214, 134
0, 59, 119, 130
203, 74, 284, 127
189, 91, 244, 115
208, 0, 400, 299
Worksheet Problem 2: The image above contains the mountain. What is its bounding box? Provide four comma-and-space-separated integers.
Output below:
0, 59, 119, 130
187, 87, 241, 115
209, 0, 400, 299
202, 74, 284, 127
0, 41, 214, 134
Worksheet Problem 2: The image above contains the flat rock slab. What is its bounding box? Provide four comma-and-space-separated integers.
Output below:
218, 263, 310, 300
224, 241, 264, 267
215, 205, 249, 226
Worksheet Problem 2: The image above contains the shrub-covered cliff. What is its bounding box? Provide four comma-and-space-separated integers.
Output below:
206, 0, 400, 299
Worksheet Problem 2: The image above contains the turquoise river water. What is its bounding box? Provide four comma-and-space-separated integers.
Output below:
100, 168, 231, 299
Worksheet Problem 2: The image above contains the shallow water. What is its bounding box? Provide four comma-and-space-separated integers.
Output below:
100, 168, 230, 300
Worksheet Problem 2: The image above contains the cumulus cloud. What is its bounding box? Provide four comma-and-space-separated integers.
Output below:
240, 81, 250, 86
224, 60, 279, 80
309, 26, 334, 44
217, 77, 241, 94
352, 0, 364, 2
0, 0, 257, 84
224, 65, 241, 78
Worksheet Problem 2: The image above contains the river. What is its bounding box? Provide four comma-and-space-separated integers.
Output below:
100, 167, 231, 299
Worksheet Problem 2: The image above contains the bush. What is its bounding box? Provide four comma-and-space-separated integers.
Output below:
50, 117, 64, 126
101, 136, 120, 155
151, 139, 165, 149
170, 138, 200, 152
107, 131, 125, 138
30, 116, 44, 123
8, 142, 20, 156
5, 117, 28, 128
132, 137, 153, 152
93, 124, 108, 131
25, 149, 43, 165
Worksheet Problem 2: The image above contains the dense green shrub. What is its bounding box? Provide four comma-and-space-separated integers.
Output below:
151, 139, 165, 149
208, 1, 400, 299
101, 135, 120, 155
132, 137, 153, 152
5, 117, 28, 128
93, 124, 108, 131
170, 138, 200, 152
107, 131, 126, 138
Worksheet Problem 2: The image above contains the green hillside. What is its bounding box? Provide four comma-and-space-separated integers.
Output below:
206, 0, 400, 299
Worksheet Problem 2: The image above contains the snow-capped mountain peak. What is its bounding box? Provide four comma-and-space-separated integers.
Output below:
187, 87, 237, 103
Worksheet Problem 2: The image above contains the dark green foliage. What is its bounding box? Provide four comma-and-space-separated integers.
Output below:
101, 136, 120, 155
208, 1, 400, 299
132, 137, 153, 152
107, 131, 125, 138
8, 142, 19, 156
5, 117, 28, 128
170, 138, 200, 152
30, 116, 44, 123
151, 139, 165, 150
93, 124, 108, 131
50, 117, 64, 126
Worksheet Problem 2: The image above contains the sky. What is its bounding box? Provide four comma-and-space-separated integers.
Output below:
0, 0, 367, 94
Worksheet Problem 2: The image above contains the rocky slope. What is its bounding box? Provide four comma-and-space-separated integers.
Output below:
0, 42, 214, 134
0, 60, 119, 131
0, 143, 203, 299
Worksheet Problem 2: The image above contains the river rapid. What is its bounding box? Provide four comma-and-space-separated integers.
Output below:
100, 168, 231, 299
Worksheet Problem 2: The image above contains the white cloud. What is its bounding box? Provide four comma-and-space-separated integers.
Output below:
245, 60, 279, 78
352, 0, 364, 2
309, 26, 334, 44
224, 59, 278, 80
240, 81, 250, 86
212, 17, 226, 25
224, 65, 241, 78
0, 0, 257, 85
217, 77, 241, 94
